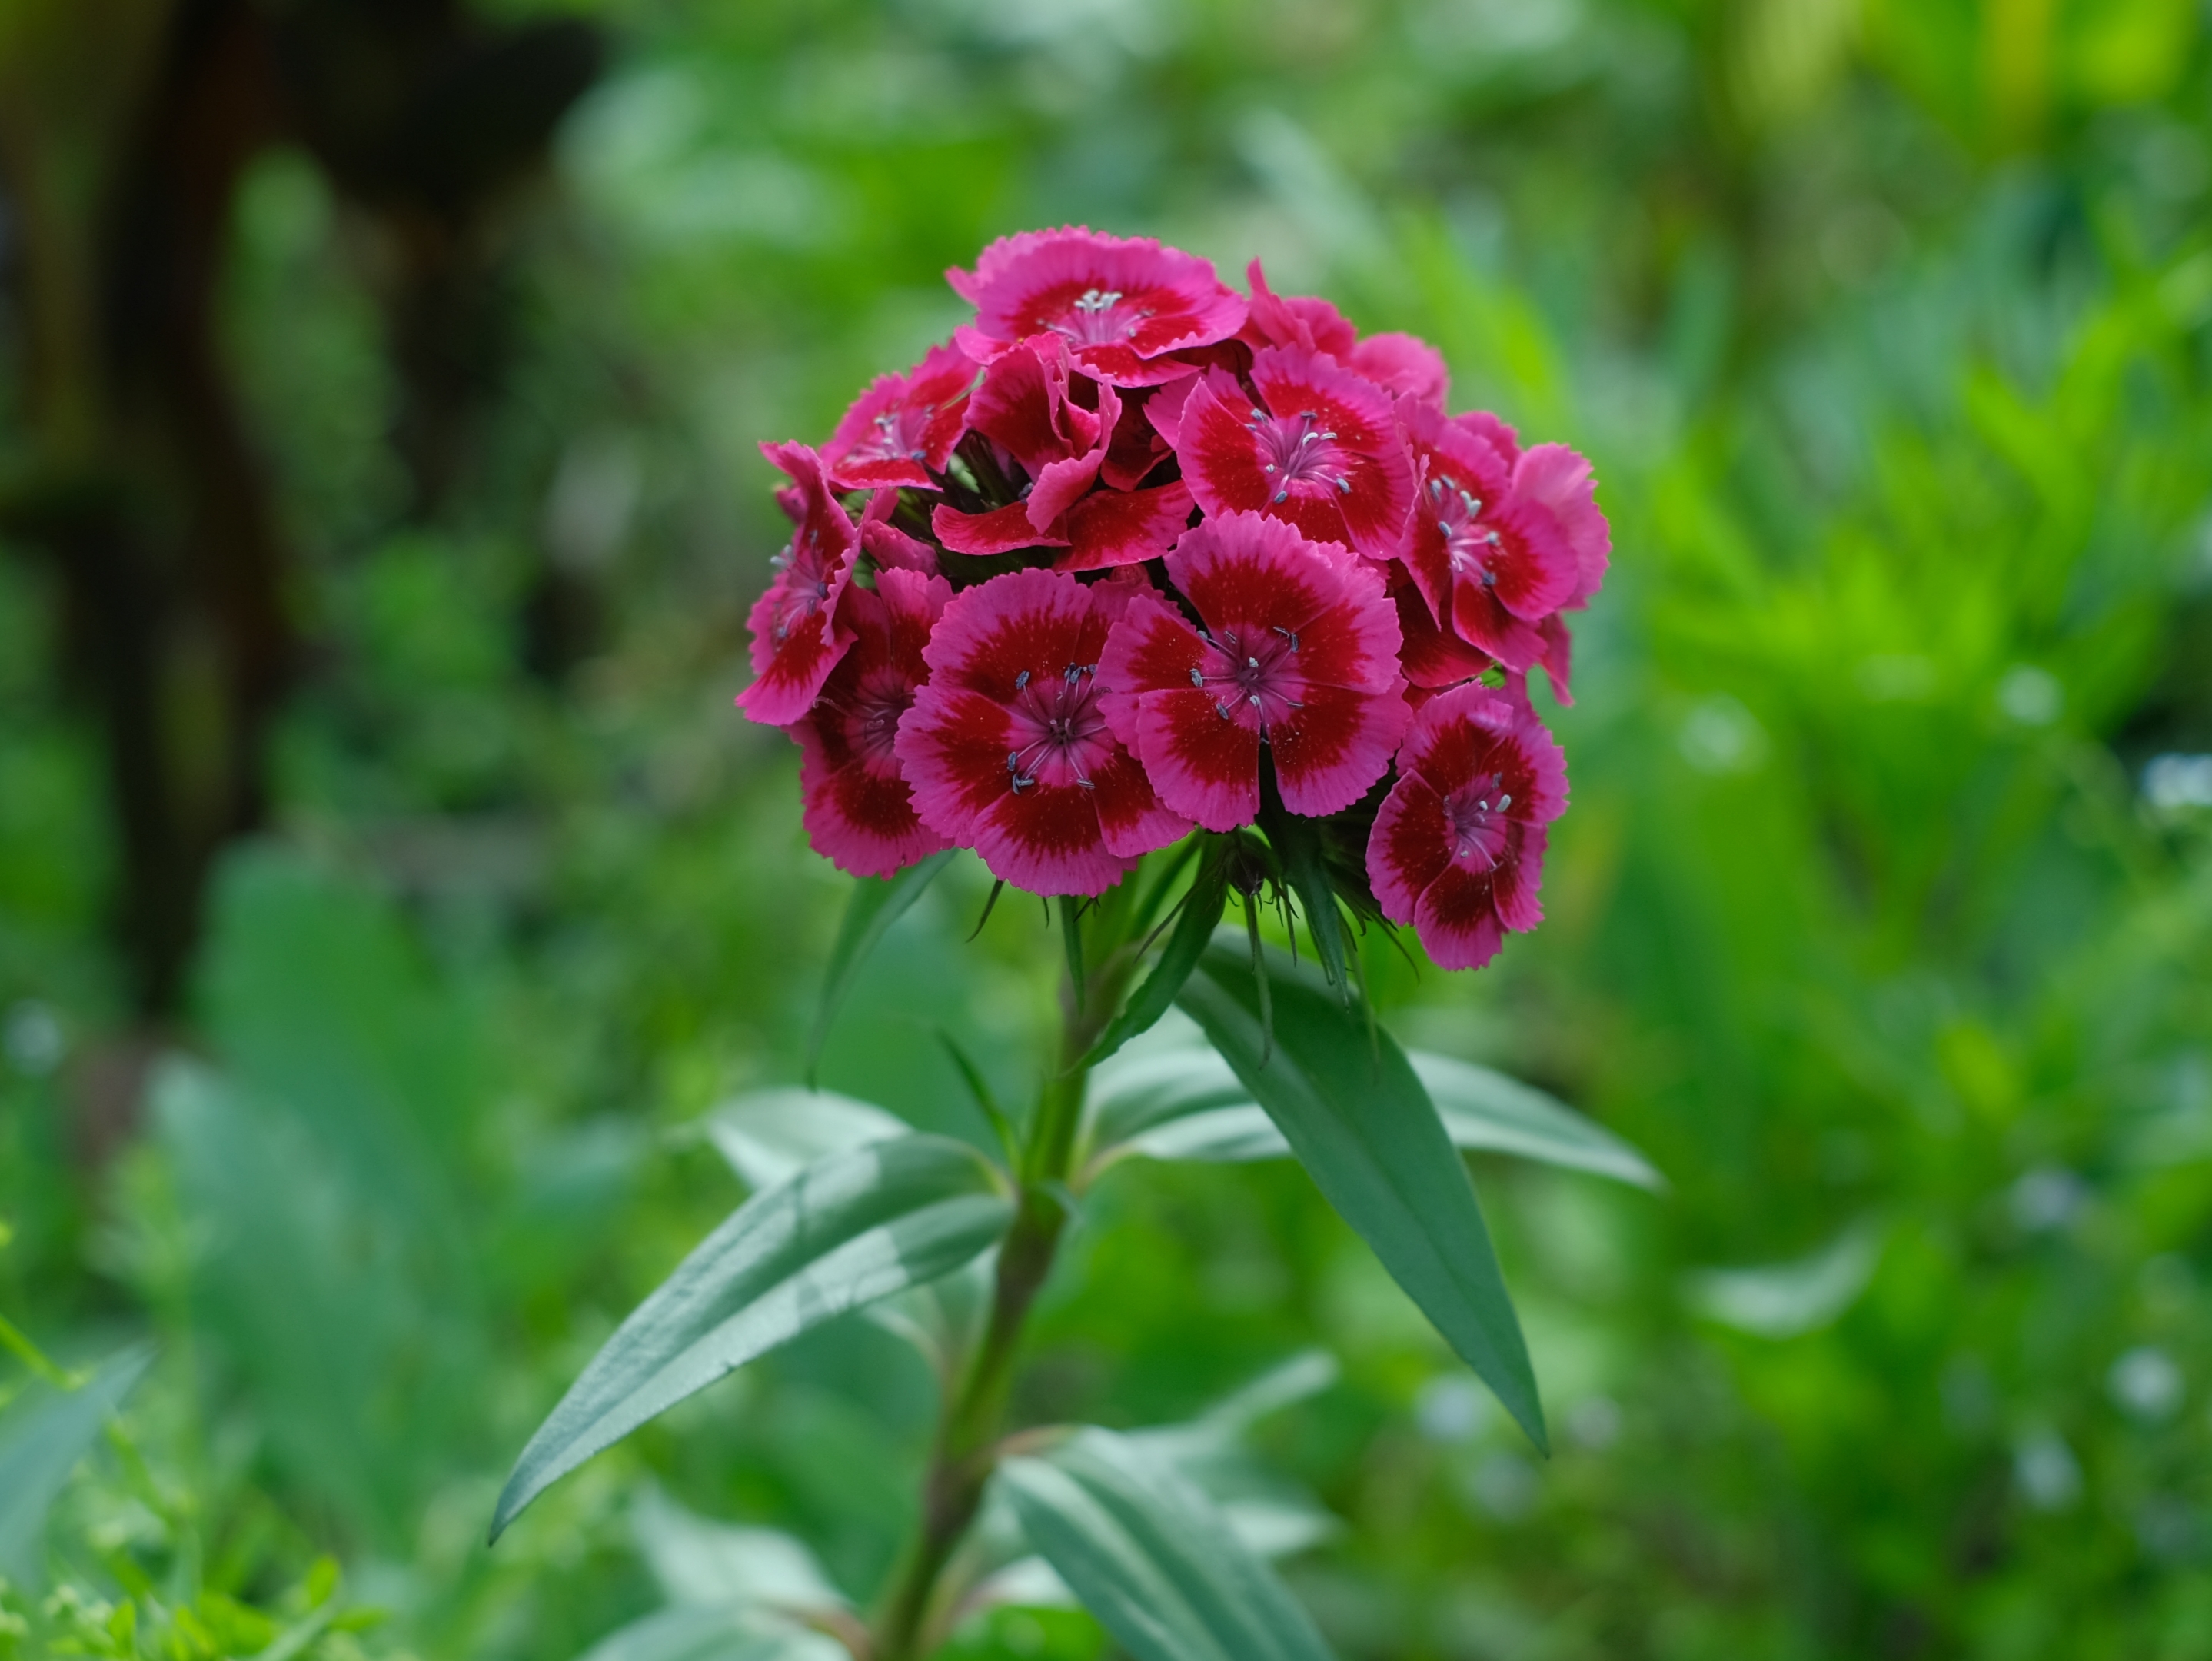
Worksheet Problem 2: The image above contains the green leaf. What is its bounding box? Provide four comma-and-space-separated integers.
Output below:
998, 1427, 1336, 1661
493, 1135, 1013, 1540
1409, 1052, 1665, 1191
703, 1089, 910, 1191
1090, 1044, 1661, 1192
1081, 1040, 1256, 1172
575, 1607, 845, 1661
1177, 950, 1547, 1451
632, 1487, 847, 1614
1083, 849, 1231, 1070
0, 1343, 154, 1583
807, 851, 956, 1084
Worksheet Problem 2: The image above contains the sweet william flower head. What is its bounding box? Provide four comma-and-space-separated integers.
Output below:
793, 568, 955, 880
820, 343, 976, 492
1367, 684, 1566, 970
949, 227, 1248, 387
895, 568, 1189, 896
1099, 512, 1409, 831
735, 442, 859, 727
1174, 345, 1415, 561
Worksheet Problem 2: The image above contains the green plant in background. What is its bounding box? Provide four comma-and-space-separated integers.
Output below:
3, 1, 2212, 1658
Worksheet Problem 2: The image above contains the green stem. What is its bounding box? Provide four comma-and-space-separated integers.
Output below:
871, 937, 1123, 1660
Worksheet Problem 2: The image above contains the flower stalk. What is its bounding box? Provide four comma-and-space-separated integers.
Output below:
870, 914, 1129, 1661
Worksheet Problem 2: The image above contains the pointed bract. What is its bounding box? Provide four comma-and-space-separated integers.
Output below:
896, 568, 1188, 895
949, 227, 1249, 386
1099, 511, 1409, 830
1366, 684, 1565, 970
735, 443, 860, 727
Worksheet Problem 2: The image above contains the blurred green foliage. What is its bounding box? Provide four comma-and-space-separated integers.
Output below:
5, 0, 2212, 1657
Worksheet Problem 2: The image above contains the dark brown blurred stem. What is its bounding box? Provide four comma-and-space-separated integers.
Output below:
870, 934, 1124, 1661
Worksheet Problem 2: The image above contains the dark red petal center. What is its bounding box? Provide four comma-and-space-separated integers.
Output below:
848, 405, 936, 466
1194, 623, 1309, 732
1253, 408, 1352, 504
1006, 663, 1116, 791
838, 671, 917, 764
769, 531, 835, 641
1442, 771, 1514, 870
1427, 474, 1506, 588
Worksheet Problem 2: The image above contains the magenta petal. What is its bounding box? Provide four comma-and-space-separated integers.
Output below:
1029, 450, 1106, 529
1269, 681, 1411, 818
949, 226, 1248, 382
734, 443, 860, 727
793, 571, 954, 877
932, 501, 1071, 554
1536, 614, 1574, 706
1345, 332, 1449, 407
894, 567, 1159, 896
1514, 442, 1611, 606
1413, 872, 1508, 970
822, 342, 976, 492
1057, 481, 1195, 571
1368, 772, 1451, 927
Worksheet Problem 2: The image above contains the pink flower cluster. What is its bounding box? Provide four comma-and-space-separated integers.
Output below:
736, 228, 1608, 970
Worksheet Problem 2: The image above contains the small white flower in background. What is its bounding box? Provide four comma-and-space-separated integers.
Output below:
1997, 664, 2063, 727
2008, 1165, 2084, 1233
1416, 1374, 1490, 1443
2014, 1431, 2082, 1511
2109, 1346, 2185, 1422
2144, 754, 2212, 811
1467, 1450, 1539, 1521
1678, 694, 1768, 776
2, 1000, 64, 1077
1567, 1395, 1622, 1451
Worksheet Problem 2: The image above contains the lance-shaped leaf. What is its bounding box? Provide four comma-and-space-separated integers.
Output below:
574, 1606, 847, 1661
1089, 1044, 1662, 1191
704, 1088, 909, 1191
1177, 949, 1547, 1450
1082, 844, 1232, 1070
0, 1343, 154, 1583
999, 1428, 1336, 1661
1411, 1052, 1663, 1190
494, 1135, 1013, 1540
807, 850, 956, 1083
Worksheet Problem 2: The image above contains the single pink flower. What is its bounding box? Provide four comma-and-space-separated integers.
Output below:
1173, 347, 1415, 560
1098, 511, 1409, 830
793, 568, 955, 878
1398, 402, 1581, 674
948, 227, 1248, 387
821, 343, 975, 492
1241, 261, 1448, 406
895, 568, 1189, 895
735, 443, 860, 727
1366, 684, 1565, 971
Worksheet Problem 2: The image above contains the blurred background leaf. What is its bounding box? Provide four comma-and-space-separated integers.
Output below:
2, 1, 2211, 1658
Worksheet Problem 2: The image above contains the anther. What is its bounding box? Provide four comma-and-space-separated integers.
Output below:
1014, 670, 1030, 690
1189, 667, 1205, 687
